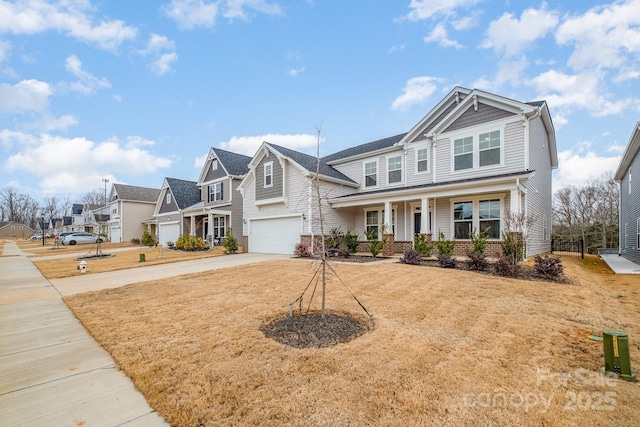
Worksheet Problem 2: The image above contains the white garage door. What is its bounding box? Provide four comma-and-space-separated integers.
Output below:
110, 227, 121, 243
159, 223, 180, 247
249, 216, 300, 254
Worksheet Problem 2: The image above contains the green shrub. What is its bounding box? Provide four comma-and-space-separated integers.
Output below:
413, 234, 433, 257
325, 227, 344, 250
141, 229, 157, 246
344, 228, 360, 254
222, 228, 239, 254
175, 234, 206, 251
434, 232, 455, 256
167, 241, 175, 248
469, 228, 488, 255
500, 231, 524, 264
364, 227, 383, 258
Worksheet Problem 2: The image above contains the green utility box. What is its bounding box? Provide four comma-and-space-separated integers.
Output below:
139, 253, 146, 262
602, 330, 636, 382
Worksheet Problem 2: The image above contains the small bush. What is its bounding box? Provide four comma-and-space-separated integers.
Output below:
469, 228, 488, 255
344, 228, 359, 254
325, 227, 344, 250
222, 228, 239, 254
467, 252, 489, 271
434, 232, 455, 256
494, 254, 521, 277
500, 231, 524, 264
167, 241, 175, 248
130, 238, 141, 245
400, 250, 423, 265
365, 228, 383, 258
175, 234, 206, 251
141, 229, 157, 246
414, 234, 433, 257
437, 254, 457, 268
294, 242, 311, 257
534, 255, 564, 280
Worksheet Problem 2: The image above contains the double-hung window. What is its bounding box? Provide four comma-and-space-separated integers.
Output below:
479, 131, 500, 167
417, 148, 429, 172
364, 161, 377, 187
453, 201, 473, 239
212, 216, 225, 239
388, 156, 402, 184
454, 137, 473, 171
264, 162, 273, 187
479, 199, 500, 239
209, 182, 223, 202
366, 210, 379, 239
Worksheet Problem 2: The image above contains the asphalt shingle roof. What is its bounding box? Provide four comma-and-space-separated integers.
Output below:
113, 184, 160, 202
322, 133, 407, 163
165, 178, 201, 210
213, 148, 252, 177
267, 143, 356, 183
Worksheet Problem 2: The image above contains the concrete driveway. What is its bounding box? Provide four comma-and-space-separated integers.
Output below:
0, 241, 287, 426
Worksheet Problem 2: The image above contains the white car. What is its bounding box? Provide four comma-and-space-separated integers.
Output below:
61, 232, 105, 246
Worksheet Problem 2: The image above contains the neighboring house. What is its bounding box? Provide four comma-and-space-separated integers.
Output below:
0, 221, 34, 239
83, 204, 110, 236
614, 122, 640, 265
70, 204, 85, 232
239, 86, 557, 256
153, 148, 251, 247
107, 184, 160, 243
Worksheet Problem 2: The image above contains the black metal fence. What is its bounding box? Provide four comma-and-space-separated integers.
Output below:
551, 238, 584, 259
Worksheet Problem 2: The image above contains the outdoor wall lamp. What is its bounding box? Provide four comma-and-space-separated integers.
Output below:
302, 213, 307, 221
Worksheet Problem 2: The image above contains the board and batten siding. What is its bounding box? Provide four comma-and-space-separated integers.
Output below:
255, 154, 284, 201
619, 146, 640, 263
524, 116, 553, 256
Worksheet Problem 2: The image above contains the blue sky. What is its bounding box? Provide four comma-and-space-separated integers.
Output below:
1, 0, 639, 202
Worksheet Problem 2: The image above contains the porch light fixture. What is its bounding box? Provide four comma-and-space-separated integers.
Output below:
302, 213, 307, 221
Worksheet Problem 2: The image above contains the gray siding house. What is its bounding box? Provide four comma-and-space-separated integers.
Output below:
614, 122, 640, 265
107, 184, 160, 243
154, 177, 202, 246
239, 87, 558, 257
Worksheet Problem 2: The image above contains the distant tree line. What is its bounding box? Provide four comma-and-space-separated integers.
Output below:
553, 173, 619, 253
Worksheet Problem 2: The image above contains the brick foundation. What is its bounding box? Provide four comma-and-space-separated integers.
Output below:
242, 236, 248, 253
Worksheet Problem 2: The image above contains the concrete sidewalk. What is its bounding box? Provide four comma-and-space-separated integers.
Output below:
1, 241, 289, 426
599, 253, 640, 274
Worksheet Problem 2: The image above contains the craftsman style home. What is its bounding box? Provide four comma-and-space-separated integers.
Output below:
615, 122, 640, 265
153, 148, 251, 246
107, 184, 160, 243
239, 87, 557, 256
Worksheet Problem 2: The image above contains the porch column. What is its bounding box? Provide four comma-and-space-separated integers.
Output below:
383, 201, 392, 230
190, 216, 195, 235
421, 198, 429, 234
207, 212, 213, 238
510, 188, 521, 215
383, 201, 394, 256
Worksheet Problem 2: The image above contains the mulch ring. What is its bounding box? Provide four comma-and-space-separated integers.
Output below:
262, 311, 373, 348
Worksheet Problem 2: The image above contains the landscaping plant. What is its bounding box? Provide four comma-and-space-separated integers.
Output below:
413, 233, 433, 257
222, 228, 239, 254
466, 228, 489, 271
365, 226, 384, 258
434, 231, 456, 268
175, 234, 206, 251
141, 229, 157, 246
294, 242, 311, 257
400, 249, 423, 265
533, 255, 564, 280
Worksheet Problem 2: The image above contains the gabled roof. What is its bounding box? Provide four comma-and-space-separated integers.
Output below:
165, 178, 201, 210
112, 183, 160, 203
324, 133, 407, 164
615, 122, 640, 182
214, 148, 252, 177
266, 143, 357, 184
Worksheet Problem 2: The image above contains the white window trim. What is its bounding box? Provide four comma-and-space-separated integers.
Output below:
264, 161, 273, 188
363, 206, 397, 239
387, 155, 403, 185
211, 159, 218, 171
209, 182, 223, 202
415, 144, 430, 174
446, 121, 508, 174
166, 193, 171, 204
449, 194, 504, 240
363, 160, 379, 189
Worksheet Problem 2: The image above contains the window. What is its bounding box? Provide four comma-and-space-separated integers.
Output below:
454, 137, 473, 171
417, 148, 429, 172
364, 161, 377, 187
479, 131, 500, 167
212, 216, 226, 239
366, 210, 379, 239
454, 201, 473, 239
264, 162, 273, 187
479, 199, 500, 239
209, 182, 223, 202
166, 193, 171, 204
211, 159, 218, 171
388, 156, 402, 184
365, 208, 396, 239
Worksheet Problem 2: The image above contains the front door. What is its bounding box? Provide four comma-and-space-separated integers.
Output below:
414, 212, 421, 235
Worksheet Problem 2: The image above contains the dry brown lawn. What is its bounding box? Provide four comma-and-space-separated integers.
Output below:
64, 256, 640, 427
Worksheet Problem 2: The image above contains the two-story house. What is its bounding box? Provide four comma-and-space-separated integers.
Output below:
154, 177, 202, 246
107, 184, 160, 243
239, 87, 557, 256
614, 122, 640, 265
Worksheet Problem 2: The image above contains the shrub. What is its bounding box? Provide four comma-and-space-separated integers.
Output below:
222, 228, 239, 254
325, 227, 344, 250
141, 230, 157, 246
400, 250, 423, 265
467, 252, 489, 271
500, 231, 524, 265
469, 228, 488, 255
175, 234, 206, 251
494, 254, 521, 277
344, 228, 360, 254
437, 254, 457, 268
364, 227, 383, 258
534, 255, 564, 280
166, 241, 175, 248
130, 238, 141, 245
434, 232, 455, 256
414, 234, 433, 257
294, 242, 311, 257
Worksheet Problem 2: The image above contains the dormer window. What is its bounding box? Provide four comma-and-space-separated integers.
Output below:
212, 159, 218, 171
166, 193, 171, 204
264, 162, 273, 187
364, 161, 377, 187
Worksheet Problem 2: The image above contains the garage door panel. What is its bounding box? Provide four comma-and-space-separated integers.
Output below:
159, 223, 180, 247
249, 217, 300, 254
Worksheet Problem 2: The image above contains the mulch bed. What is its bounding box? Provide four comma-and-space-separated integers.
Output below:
262, 312, 371, 348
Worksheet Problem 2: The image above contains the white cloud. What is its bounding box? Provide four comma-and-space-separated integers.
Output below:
64, 54, 111, 94
217, 133, 320, 157
39, 113, 78, 132
0, 129, 38, 149
423, 23, 463, 48
286, 66, 305, 77
556, 0, 640, 73
0, 79, 51, 113
404, 0, 482, 21
452, 13, 480, 30
0, 0, 137, 51
163, 0, 218, 29
4, 132, 172, 194
140, 33, 175, 55
151, 52, 178, 76
223, 0, 282, 21
554, 148, 621, 189
391, 76, 443, 111
387, 44, 405, 54
482, 6, 558, 57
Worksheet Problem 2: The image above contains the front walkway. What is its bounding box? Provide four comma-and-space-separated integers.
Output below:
599, 253, 640, 274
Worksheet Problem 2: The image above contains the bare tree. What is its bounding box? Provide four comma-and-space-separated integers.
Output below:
81, 189, 104, 206
0, 187, 41, 228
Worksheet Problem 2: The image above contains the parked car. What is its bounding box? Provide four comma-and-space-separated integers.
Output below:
30, 232, 52, 239
61, 232, 105, 245
54, 232, 74, 243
